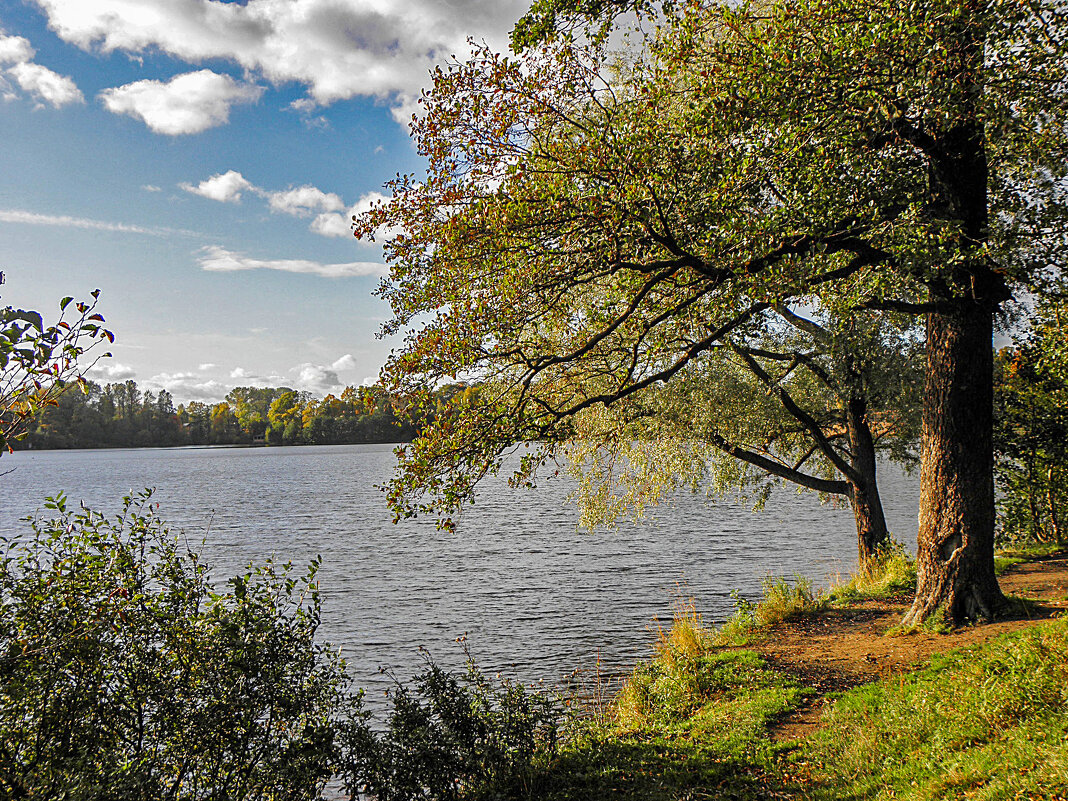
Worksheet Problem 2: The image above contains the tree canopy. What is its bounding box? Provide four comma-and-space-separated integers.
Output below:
361, 0, 1068, 623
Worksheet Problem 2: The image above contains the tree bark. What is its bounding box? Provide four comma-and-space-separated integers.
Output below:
845, 397, 890, 564
903, 301, 1007, 626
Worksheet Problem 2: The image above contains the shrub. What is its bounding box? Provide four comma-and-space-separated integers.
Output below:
0, 491, 364, 801
348, 651, 562, 801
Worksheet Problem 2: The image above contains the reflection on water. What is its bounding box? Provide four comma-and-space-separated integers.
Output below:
0, 444, 918, 702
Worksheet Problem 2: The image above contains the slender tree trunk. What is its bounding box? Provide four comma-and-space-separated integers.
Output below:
845, 397, 890, 564
1048, 464, 1062, 543
1028, 451, 1041, 540
903, 301, 1006, 625
849, 480, 890, 566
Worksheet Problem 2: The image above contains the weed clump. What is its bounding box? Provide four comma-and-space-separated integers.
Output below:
830, 543, 917, 604
712, 575, 828, 646
755, 575, 828, 625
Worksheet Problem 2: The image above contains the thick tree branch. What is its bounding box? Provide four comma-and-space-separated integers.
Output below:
773, 304, 832, 343
731, 346, 863, 485
705, 431, 852, 496
528, 301, 772, 424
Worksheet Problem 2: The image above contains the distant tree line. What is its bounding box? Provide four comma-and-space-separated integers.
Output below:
12, 380, 471, 450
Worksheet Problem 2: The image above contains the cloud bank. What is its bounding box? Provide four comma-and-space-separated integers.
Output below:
147, 353, 359, 402
31, 0, 527, 113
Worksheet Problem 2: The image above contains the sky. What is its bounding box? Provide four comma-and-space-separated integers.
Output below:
0, 0, 529, 403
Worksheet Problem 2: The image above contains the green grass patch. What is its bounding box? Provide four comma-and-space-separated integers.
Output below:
796, 615, 1068, 800
532, 600, 810, 800
829, 545, 917, 604
711, 576, 829, 647
995, 542, 1065, 576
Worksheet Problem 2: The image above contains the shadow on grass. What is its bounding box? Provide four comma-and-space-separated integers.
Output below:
530, 733, 803, 801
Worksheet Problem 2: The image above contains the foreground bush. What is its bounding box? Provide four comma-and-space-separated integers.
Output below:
351, 653, 562, 801
0, 491, 364, 801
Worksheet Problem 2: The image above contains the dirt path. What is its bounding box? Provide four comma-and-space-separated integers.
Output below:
756, 552, 1068, 741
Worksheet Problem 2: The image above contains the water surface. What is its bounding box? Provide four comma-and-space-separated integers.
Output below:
0, 444, 918, 700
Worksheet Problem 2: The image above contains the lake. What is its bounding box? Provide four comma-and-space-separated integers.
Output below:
0, 444, 918, 704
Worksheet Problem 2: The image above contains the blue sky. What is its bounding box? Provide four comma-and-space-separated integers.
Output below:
0, 0, 527, 403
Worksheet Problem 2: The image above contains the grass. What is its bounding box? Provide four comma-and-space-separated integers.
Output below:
711, 576, 829, 646
829, 545, 917, 604
796, 615, 1068, 800
994, 541, 1065, 576
532, 599, 810, 800
528, 545, 1068, 800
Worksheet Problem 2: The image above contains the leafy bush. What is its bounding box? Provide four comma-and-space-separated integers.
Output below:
0, 491, 364, 801
349, 652, 562, 801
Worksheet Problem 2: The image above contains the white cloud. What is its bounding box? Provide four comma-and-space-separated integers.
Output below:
9, 61, 83, 107
142, 184, 162, 192
100, 70, 263, 135
311, 190, 389, 239
0, 31, 82, 107
264, 185, 344, 217
389, 92, 421, 126
197, 245, 387, 278
198, 362, 217, 370
179, 172, 359, 237
230, 367, 249, 379
147, 371, 228, 401
331, 354, 357, 371
0, 34, 34, 65
180, 169, 253, 203
293, 362, 342, 393
88, 362, 137, 380
31, 0, 528, 115
309, 211, 352, 238
0, 208, 193, 236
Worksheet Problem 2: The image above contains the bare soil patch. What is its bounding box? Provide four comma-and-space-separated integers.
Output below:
757, 551, 1068, 741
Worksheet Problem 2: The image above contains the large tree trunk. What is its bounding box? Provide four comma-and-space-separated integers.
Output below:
845, 397, 890, 564
903, 301, 1006, 626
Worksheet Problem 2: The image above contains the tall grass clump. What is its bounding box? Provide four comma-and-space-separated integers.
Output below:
800, 616, 1068, 800
614, 598, 806, 739
754, 576, 828, 625
712, 576, 828, 646
830, 542, 917, 603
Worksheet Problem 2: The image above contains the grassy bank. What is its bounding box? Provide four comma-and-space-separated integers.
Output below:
801, 619, 1068, 799
523, 548, 1068, 800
